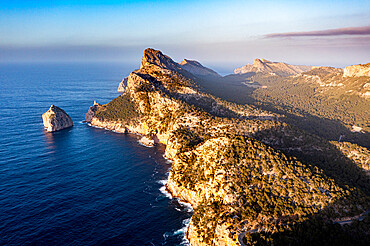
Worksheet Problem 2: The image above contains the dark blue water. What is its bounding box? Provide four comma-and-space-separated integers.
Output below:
0, 63, 192, 245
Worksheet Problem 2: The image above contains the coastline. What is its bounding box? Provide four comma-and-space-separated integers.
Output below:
87, 121, 196, 245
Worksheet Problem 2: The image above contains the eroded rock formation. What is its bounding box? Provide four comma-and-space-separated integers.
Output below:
85, 101, 101, 122
42, 105, 73, 132
344, 63, 370, 77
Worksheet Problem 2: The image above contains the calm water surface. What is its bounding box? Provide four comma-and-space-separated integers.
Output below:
0, 63, 192, 245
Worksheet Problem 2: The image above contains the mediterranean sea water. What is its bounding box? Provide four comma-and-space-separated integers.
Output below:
0, 63, 192, 245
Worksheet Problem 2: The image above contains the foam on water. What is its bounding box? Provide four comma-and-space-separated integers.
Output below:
178, 199, 194, 213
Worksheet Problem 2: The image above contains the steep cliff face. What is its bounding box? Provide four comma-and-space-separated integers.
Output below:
234, 58, 312, 76
88, 48, 369, 245
85, 101, 101, 122
42, 105, 73, 132
117, 77, 128, 92
344, 63, 370, 77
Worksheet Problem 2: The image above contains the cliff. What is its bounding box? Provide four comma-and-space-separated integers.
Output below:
42, 105, 73, 132
88, 48, 369, 245
344, 63, 370, 77
117, 77, 128, 92
234, 58, 312, 76
85, 101, 101, 122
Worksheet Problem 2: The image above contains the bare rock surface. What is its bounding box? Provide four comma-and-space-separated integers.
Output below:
85, 101, 101, 122
234, 58, 312, 76
139, 136, 155, 147
344, 63, 370, 77
42, 105, 73, 132
118, 77, 128, 92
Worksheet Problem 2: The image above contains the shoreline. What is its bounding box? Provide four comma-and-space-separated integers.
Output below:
87, 121, 195, 245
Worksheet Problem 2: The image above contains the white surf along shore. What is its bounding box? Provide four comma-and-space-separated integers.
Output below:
87, 123, 194, 245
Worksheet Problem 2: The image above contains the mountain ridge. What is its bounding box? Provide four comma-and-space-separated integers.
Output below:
234, 58, 313, 76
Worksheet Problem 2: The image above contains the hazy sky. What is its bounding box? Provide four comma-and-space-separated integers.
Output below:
1, 0, 369, 71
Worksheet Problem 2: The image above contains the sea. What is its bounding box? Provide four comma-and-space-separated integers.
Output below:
0, 63, 192, 246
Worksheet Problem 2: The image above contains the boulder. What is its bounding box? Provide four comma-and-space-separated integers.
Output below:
42, 105, 73, 132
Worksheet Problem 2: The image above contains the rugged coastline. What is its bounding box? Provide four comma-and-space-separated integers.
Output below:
86, 48, 369, 245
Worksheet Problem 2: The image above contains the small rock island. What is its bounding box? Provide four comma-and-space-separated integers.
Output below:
42, 105, 73, 132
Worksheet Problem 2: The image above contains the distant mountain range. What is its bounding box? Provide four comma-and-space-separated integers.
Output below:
234, 58, 313, 76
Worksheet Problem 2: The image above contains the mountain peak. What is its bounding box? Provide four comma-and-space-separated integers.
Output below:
179, 59, 221, 77
254, 58, 271, 64
141, 48, 180, 70
235, 58, 312, 76
180, 59, 201, 66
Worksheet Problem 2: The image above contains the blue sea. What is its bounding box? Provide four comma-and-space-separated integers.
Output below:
0, 63, 192, 245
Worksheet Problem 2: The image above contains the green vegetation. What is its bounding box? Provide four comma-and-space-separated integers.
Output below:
94, 93, 140, 123
330, 141, 370, 172
244, 214, 370, 246
197, 72, 370, 148
173, 134, 368, 244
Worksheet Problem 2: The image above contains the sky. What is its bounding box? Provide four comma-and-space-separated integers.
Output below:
0, 0, 369, 71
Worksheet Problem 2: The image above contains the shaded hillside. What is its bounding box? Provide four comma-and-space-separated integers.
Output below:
197, 67, 370, 148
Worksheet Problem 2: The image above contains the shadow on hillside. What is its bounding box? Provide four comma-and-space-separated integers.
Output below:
252, 125, 370, 197
243, 122, 370, 245
243, 209, 370, 246
253, 100, 370, 149
196, 75, 370, 149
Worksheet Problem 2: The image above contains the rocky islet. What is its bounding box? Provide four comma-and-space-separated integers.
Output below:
42, 105, 73, 132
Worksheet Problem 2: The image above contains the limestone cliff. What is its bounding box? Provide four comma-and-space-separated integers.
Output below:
85, 101, 101, 122
117, 77, 128, 93
88, 48, 369, 245
42, 105, 73, 132
294, 65, 370, 99
234, 58, 312, 76
344, 63, 370, 77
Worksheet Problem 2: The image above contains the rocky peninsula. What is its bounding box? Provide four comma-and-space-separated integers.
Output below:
86, 48, 369, 245
42, 105, 73, 132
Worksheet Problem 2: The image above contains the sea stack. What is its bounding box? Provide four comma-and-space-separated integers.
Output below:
42, 105, 73, 132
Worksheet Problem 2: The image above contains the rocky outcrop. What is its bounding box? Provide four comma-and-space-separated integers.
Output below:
343, 63, 370, 77
117, 77, 128, 92
42, 105, 73, 132
85, 101, 101, 122
234, 58, 312, 76
307, 66, 343, 75
141, 48, 181, 71
139, 136, 155, 147
180, 59, 221, 77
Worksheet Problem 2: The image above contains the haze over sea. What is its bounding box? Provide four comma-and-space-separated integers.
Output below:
0, 63, 192, 245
